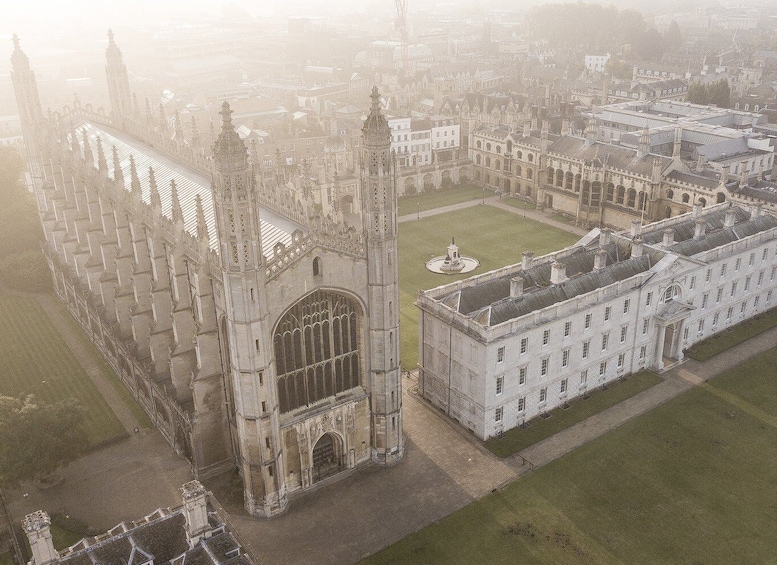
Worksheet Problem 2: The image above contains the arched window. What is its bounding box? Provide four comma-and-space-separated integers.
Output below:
574, 174, 581, 193
313, 256, 322, 277
528, 154, 534, 163
556, 169, 564, 187
665, 189, 674, 200
698, 197, 706, 207
476, 140, 482, 149
476, 154, 482, 165
495, 159, 500, 170
517, 151, 523, 160
627, 189, 637, 208
616, 185, 625, 204
485, 173, 491, 185
665, 207, 672, 218
682, 193, 690, 203
547, 167, 555, 184
527, 169, 533, 180
486, 143, 492, 151
274, 290, 362, 413
485, 156, 491, 168
638, 191, 647, 210
505, 178, 511, 192
526, 186, 532, 198
716, 192, 726, 204
496, 145, 501, 154
565, 171, 574, 190
606, 183, 614, 201
516, 165, 522, 177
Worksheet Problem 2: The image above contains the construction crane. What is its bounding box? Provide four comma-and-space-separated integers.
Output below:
395, 0, 409, 76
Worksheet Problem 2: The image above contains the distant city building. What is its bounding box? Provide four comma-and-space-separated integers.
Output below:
584, 53, 610, 74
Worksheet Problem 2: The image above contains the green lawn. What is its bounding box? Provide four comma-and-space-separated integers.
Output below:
364, 348, 777, 565
485, 371, 663, 457
49, 297, 153, 429
397, 185, 487, 217
398, 206, 579, 369
0, 292, 127, 446
686, 306, 777, 361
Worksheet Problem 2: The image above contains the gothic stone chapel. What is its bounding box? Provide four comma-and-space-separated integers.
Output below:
11, 33, 403, 517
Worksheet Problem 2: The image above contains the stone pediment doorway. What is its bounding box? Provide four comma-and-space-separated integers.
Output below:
653, 300, 695, 371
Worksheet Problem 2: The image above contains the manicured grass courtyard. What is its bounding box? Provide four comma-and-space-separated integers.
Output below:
398, 206, 579, 369
0, 292, 127, 446
485, 370, 663, 457
397, 185, 489, 217
364, 348, 777, 565
686, 306, 777, 361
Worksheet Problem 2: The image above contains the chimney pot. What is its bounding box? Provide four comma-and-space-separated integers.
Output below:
662, 229, 675, 247
510, 277, 524, 298
521, 251, 534, 270
594, 249, 608, 270
694, 219, 707, 239
550, 261, 567, 284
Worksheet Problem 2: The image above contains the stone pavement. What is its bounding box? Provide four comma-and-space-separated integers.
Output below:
35, 293, 144, 434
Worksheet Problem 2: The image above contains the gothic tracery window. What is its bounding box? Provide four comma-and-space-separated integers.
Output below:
274, 290, 362, 413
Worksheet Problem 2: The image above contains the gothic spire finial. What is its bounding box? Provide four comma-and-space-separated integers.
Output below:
148, 167, 161, 209
82, 129, 93, 166
112, 144, 124, 185
220, 101, 233, 131
170, 179, 183, 224
129, 154, 140, 194
96, 135, 107, 172
195, 194, 209, 243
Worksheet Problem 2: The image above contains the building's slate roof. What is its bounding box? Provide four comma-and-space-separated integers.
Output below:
548, 137, 672, 176
666, 170, 721, 189
640, 206, 777, 257
449, 241, 660, 326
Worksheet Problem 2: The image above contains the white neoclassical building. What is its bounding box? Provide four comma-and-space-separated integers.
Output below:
417, 202, 777, 440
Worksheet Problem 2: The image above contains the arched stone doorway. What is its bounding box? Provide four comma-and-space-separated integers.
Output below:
312, 432, 345, 483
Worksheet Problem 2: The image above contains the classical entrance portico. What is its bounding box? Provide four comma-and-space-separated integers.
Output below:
653, 300, 695, 371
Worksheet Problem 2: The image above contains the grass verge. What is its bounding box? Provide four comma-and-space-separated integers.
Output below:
48, 296, 153, 429
484, 371, 663, 457
0, 291, 126, 446
686, 306, 777, 361
397, 185, 486, 217
364, 347, 777, 565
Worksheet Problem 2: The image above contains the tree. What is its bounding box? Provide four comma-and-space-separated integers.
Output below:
0, 147, 49, 291
633, 28, 666, 62
663, 21, 683, 53
0, 395, 89, 487
606, 58, 633, 80
686, 79, 731, 108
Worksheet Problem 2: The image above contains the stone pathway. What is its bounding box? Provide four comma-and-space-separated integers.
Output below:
397, 194, 590, 238
402, 382, 517, 498
35, 293, 143, 434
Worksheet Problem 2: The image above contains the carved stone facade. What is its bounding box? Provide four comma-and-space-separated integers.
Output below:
11, 34, 403, 518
